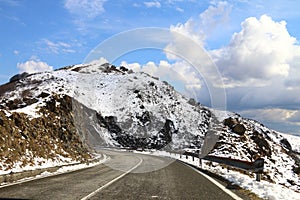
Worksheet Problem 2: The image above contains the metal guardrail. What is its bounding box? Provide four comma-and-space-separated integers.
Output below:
172, 151, 264, 181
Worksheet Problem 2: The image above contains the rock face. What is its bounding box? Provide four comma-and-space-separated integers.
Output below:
224, 117, 238, 128
9, 72, 29, 83
250, 131, 272, 157
223, 117, 246, 135
280, 138, 292, 151
232, 124, 246, 135
0, 94, 91, 171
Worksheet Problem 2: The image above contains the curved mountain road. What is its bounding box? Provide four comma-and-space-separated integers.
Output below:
0, 150, 244, 200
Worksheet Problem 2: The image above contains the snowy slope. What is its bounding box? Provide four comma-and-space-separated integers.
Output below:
1, 63, 211, 150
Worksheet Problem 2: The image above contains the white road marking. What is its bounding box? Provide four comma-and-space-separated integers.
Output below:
80, 157, 143, 200
182, 162, 243, 200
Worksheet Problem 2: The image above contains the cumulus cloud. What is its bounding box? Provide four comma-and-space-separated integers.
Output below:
164, 1, 231, 87
121, 60, 202, 93
166, 1, 231, 50
160, 2, 300, 134
89, 57, 109, 65
64, 0, 107, 19
17, 59, 53, 74
199, 1, 231, 35
169, 19, 205, 48
144, 1, 161, 8
212, 15, 297, 85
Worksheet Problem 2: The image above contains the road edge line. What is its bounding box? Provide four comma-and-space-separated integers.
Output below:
181, 162, 243, 200
80, 157, 143, 200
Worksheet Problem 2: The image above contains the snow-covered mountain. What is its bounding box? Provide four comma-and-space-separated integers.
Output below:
0, 62, 299, 192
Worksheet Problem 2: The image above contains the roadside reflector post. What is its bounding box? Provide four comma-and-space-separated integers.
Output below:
256, 173, 261, 182
192, 156, 194, 161
199, 159, 202, 168
254, 158, 264, 182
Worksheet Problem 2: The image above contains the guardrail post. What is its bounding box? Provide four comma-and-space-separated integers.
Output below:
180, 153, 182, 159
199, 159, 202, 168
186, 155, 188, 159
192, 156, 194, 161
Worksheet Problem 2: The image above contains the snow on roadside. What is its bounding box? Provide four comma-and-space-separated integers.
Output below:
136, 150, 300, 200
0, 154, 110, 186
41, 153, 109, 175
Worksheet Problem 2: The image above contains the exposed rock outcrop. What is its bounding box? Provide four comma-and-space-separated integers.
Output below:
0, 94, 91, 171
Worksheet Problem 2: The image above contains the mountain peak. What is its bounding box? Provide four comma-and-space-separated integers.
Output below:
57, 62, 132, 75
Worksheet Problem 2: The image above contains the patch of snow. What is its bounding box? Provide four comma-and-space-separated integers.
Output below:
56, 154, 109, 173
211, 109, 236, 121
12, 102, 42, 118
0, 154, 109, 186
281, 133, 300, 152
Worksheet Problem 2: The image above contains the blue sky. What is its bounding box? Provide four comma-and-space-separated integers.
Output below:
1, 0, 300, 136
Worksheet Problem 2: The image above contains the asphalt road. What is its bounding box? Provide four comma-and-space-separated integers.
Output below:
0, 150, 241, 200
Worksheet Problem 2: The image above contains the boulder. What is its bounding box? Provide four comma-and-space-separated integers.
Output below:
120, 66, 128, 72
280, 138, 292, 151
223, 117, 238, 128
187, 98, 197, 106
232, 124, 246, 135
38, 92, 50, 98
9, 72, 29, 83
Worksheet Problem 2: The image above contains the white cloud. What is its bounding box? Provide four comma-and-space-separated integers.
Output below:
176, 7, 184, 12
161, 1, 232, 98
288, 111, 300, 125
160, 2, 300, 134
89, 57, 109, 65
43, 39, 75, 54
240, 108, 300, 134
199, 1, 231, 35
241, 108, 296, 123
144, 1, 161, 8
166, 1, 231, 45
64, 0, 107, 18
121, 60, 202, 93
164, 1, 231, 64
13, 50, 19, 55
17, 58, 53, 74
169, 19, 205, 47
212, 15, 297, 86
